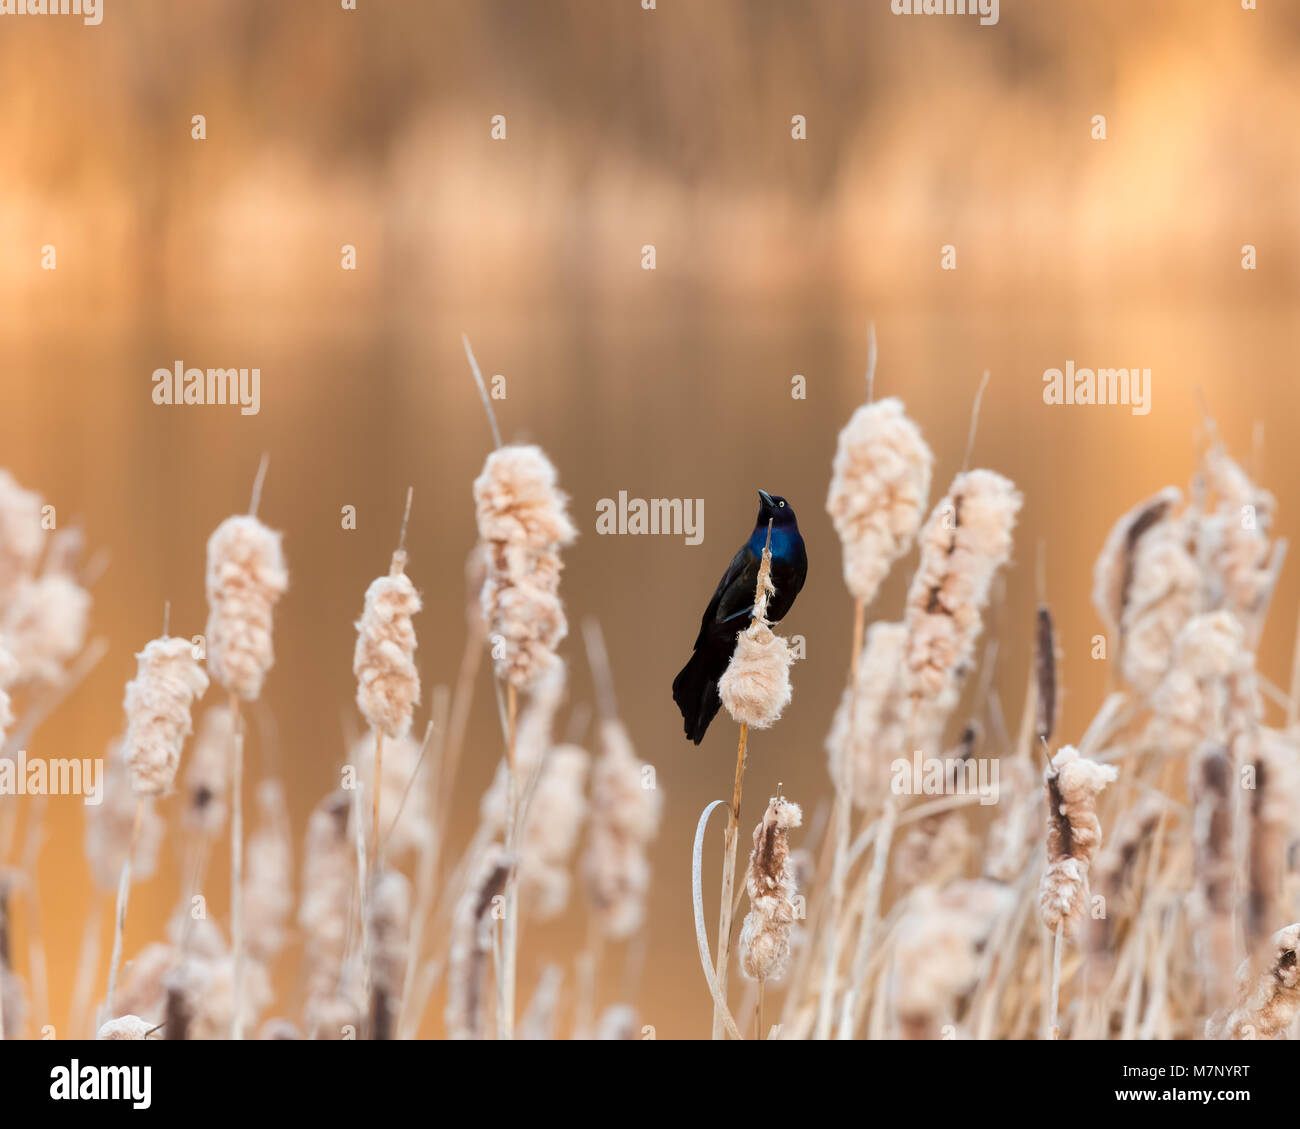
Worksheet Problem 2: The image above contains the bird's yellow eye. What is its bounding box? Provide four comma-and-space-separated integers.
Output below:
779, 501, 785, 507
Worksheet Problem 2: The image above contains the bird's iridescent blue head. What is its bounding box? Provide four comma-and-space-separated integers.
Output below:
758, 490, 798, 529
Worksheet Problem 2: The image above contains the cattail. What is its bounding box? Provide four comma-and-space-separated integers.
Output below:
368, 868, 411, 1040
1034, 605, 1058, 745
895, 728, 979, 884
1208, 923, 1300, 1040
1, 573, 90, 684
299, 792, 355, 1016
1247, 729, 1294, 953
1038, 745, 1117, 937
904, 470, 1022, 737
719, 625, 793, 730
1118, 510, 1202, 695
1092, 486, 1181, 639
353, 551, 422, 739
738, 795, 803, 983
0, 470, 43, 608
173, 955, 272, 1041
1087, 793, 1166, 958
582, 719, 663, 939
1149, 611, 1258, 756
1196, 444, 1274, 624
894, 810, 972, 888
85, 742, 163, 892
111, 942, 174, 1024
97, 1014, 157, 1040
1190, 741, 1238, 1003
0, 643, 17, 743
516, 743, 590, 920
891, 879, 1015, 1038
183, 706, 234, 837
473, 445, 576, 690
122, 636, 209, 796
826, 622, 908, 809
719, 549, 794, 729
204, 514, 288, 701
242, 780, 292, 965
825, 397, 933, 604
445, 846, 511, 1040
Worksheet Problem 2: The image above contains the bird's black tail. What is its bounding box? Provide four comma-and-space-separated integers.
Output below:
673, 647, 725, 745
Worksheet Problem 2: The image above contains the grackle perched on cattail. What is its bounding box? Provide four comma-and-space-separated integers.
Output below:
672, 491, 807, 743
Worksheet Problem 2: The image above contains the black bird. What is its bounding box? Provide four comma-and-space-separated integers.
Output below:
672, 490, 807, 744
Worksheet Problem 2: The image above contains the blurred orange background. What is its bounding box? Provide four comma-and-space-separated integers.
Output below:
2, 0, 1299, 1038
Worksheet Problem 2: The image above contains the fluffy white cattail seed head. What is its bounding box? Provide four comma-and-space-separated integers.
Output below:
1119, 513, 1202, 695
1209, 923, 1300, 1040
826, 621, 908, 809
353, 553, 422, 739
122, 636, 209, 796
473, 445, 576, 690
904, 469, 1022, 712
583, 719, 664, 940
1, 573, 91, 684
97, 1014, 158, 1040
1092, 486, 1181, 638
1038, 745, 1117, 937
242, 780, 293, 965
826, 397, 934, 603
1196, 444, 1275, 625
183, 706, 234, 836
204, 514, 288, 701
719, 622, 793, 729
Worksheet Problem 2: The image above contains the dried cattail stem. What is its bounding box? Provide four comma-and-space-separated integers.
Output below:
229, 693, 245, 1039
815, 595, 864, 1042
712, 719, 748, 1040
103, 800, 144, 1025
501, 683, 519, 1040
711, 520, 776, 1039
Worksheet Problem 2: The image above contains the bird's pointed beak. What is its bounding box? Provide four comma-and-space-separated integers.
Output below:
758, 490, 774, 508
